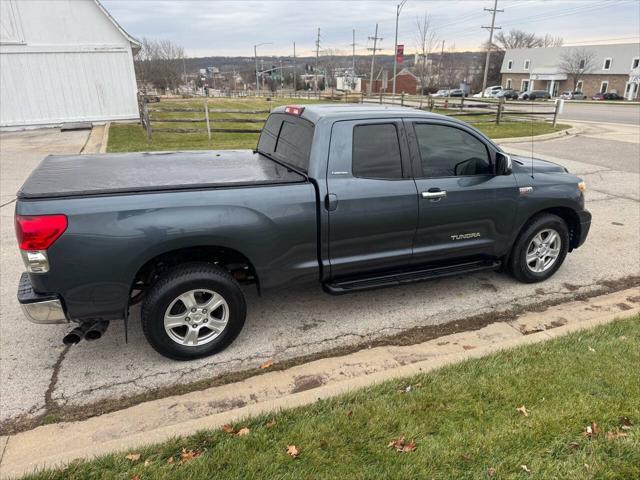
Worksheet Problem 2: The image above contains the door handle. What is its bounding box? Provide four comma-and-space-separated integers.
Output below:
421, 190, 447, 199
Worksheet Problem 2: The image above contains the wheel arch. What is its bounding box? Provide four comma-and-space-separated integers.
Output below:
515, 206, 581, 252
128, 244, 260, 307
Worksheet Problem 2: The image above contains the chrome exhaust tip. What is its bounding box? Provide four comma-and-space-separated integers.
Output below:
84, 320, 109, 341
63, 322, 92, 346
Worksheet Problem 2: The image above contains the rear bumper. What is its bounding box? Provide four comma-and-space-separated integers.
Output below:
17, 272, 68, 324
574, 209, 592, 249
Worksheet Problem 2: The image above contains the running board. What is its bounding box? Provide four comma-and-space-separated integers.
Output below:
323, 260, 501, 295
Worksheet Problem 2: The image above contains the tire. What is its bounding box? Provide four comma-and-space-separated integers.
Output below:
141, 262, 246, 360
508, 214, 570, 283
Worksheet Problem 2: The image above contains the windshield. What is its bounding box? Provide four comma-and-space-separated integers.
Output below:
257, 113, 314, 173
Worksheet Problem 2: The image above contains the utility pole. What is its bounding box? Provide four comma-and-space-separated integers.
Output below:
438, 39, 445, 86
392, 0, 407, 99
368, 23, 382, 96
348, 29, 357, 91
293, 42, 297, 91
254, 45, 260, 96
315, 28, 321, 93
481, 0, 503, 97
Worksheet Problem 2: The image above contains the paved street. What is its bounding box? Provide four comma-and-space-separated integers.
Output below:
559, 102, 640, 125
1, 122, 639, 431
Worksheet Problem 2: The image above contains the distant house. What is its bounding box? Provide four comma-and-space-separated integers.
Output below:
0, 0, 140, 128
500, 43, 639, 99
362, 68, 419, 94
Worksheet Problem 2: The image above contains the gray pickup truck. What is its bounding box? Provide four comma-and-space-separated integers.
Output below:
16, 104, 591, 360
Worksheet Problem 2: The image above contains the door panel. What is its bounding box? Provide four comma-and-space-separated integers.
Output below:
327, 119, 418, 278
406, 120, 519, 265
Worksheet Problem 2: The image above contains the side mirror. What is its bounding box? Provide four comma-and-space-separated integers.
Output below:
496, 152, 512, 175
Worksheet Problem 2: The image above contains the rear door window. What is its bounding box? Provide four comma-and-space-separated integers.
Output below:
352, 124, 403, 179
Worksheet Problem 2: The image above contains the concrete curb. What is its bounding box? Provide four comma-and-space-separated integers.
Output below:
494, 124, 582, 145
1, 288, 638, 479
99, 122, 110, 154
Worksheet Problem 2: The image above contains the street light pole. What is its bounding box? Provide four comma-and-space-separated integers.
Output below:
253, 42, 272, 97
392, 0, 407, 101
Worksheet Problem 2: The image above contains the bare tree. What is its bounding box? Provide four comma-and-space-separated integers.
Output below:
414, 13, 438, 93
494, 29, 563, 50
134, 37, 185, 93
558, 48, 597, 91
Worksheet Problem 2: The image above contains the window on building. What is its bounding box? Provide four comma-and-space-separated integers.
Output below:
576, 80, 583, 92
413, 124, 491, 178
603, 58, 612, 70
600, 81, 609, 93
506, 78, 512, 89
578, 59, 585, 70
521, 79, 530, 92
507, 60, 513, 70
352, 124, 403, 179
632, 57, 640, 69
523, 59, 530, 70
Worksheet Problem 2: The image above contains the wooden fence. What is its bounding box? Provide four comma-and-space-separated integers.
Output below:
138, 100, 270, 142
361, 93, 561, 126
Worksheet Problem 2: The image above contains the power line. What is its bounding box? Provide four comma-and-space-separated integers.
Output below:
481, 0, 503, 96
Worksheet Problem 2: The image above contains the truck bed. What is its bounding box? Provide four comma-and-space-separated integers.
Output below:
18, 150, 305, 199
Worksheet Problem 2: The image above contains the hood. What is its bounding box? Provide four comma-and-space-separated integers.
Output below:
511, 155, 568, 174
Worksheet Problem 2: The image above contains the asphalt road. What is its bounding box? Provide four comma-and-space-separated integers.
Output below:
1, 122, 639, 431
559, 102, 640, 125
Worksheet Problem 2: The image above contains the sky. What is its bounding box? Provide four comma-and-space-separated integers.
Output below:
102, 0, 640, 58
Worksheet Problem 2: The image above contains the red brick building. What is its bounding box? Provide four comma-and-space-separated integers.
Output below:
362, 68, 419, 94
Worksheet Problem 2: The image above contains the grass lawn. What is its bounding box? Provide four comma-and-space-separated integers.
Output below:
27, 317, 639, 479
107, 97, 570, 152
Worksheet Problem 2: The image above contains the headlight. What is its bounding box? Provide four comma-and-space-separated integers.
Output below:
578, 181, 586, 193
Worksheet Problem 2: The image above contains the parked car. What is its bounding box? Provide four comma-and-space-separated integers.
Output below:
448, 89, 468, 97
16, 104, 591, 360
472, 85, 502, 98
560, 91, 586, 100
496, 89, 519, 99
518, 90, 551, 100
432, 89, 451, 97
591, 92, 624, 101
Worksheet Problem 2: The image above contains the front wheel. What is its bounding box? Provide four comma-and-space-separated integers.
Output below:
141, 262, 246, 360
508, 214, 569, 283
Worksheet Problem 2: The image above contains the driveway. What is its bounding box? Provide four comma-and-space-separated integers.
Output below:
1, 126, 639, 432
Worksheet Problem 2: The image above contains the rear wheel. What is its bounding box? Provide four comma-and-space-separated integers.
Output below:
141, 262, 246, 360
508, 214, 569, 283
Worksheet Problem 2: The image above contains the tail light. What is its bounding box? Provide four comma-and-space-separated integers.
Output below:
15, 215, 67, 273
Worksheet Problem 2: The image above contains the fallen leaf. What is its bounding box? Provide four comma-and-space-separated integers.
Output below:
567, 441, 580, 450
144, 459, 152, 467
259, 359, 274, 369
167, 457, 174, 465
588, 346, 596, 352
605, 430, 628, 440
436, 341, 449, 346
619, 335, 627, 341
582, 421, 600, 439
266, 417, 277, 427
179, 448, 201, 464
620, 417, 632, 430
286, 444, 300, 458
346, 410, 353, 418
521, 464, 531, 473
125, 453, 141, 461
487, 467, 497, 477
516, 405, 529, 417
131, 476, 140, 480
222, 424, 236, 434
387, 437, 417, 453
462, 345, 476, 350
236, 427, 250, 436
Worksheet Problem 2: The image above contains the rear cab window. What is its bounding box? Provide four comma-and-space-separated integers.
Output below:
257, 113, 314, 173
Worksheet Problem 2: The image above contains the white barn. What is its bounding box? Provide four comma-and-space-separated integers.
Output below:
0, 0, 140, 128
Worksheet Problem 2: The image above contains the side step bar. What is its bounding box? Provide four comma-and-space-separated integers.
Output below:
323, 260, 501, 295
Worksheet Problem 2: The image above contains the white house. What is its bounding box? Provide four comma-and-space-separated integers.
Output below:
0, 0, 140, 128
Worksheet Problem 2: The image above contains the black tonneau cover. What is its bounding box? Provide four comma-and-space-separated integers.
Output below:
18, 150, 306, 199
